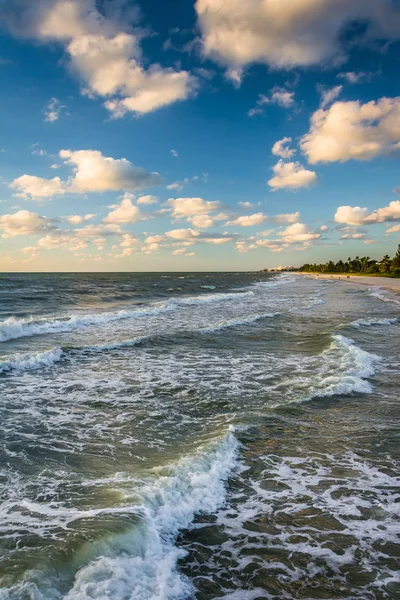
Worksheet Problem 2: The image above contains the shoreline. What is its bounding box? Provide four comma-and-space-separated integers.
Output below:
299, 272, 400, 295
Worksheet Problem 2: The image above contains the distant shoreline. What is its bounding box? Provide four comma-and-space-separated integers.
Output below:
299, 272, 400, 294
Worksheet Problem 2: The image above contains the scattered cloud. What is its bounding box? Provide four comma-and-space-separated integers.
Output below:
334, 201, 400, 225
272, 137, 295, 159
196, 0, 400, 72
136, 194, 158, 205
66, 213, 95, 225
386, 224, 400, 234
10, 174, 67, 200
170, 149, 178, 158
278, 222, 321, 244
104, 194, 144, 224
318, 85, 342, 109
167, 196, 222, 218
11, 149, 163, 200
0, 209, 56, 237
248, 87, 294, 116
172, 247, 195, 256
301, 97, 400, 164
44, 97, 66, 122
337, 72, 374, 84
268, 160, 317, 191
4, 0, 197, 117
226, 212, 266, 227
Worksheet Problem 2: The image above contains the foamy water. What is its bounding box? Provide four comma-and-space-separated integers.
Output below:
0, 271, 399, 599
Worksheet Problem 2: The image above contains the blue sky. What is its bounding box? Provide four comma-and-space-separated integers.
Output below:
0, 0, 399, 271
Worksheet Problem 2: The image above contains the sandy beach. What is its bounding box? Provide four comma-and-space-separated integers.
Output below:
302, 273, 400, 295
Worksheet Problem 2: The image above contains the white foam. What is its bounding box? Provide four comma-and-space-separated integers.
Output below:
200, 312, 280, 333
2, 431, 238, 600
0, 336, 147, 374
350, 317, 397, 328
0, 347, 64, 373
0, 292, 254, 343
369, 286, 400, 306
308, 334, 380, 399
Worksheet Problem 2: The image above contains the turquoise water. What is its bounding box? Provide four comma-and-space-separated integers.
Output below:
0, 272, 399, 599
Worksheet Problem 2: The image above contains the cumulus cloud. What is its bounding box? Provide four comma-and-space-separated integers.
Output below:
104, 194, 143, 224
268, 160, 317, 191
226, 212, 266, 227
196, 0, 400, 73
136, 194, 158, 205
172, 247, 195, 256
11, 149, 162, 200
386, 224, 400, 234
167, 197, 221, 218
334, 201, 400, 225
301, 97, 400, 164
61, 149, 163, 192
0, 210, 57, 238
278, 222, 321, 244
3, 0, 197, 116
272, 137, 295, 159
165, 228, 200, 240
11, 174, 67, 199
66, 213, 95, 225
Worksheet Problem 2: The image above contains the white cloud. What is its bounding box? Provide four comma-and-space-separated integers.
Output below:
319, 85, 342, 109
272, 137, 295, 159
167, 197, 222, 226
334, 201, 400, 225
172, 247, 195, 256
278, 222, 321, 244
170, 149, 178, 158
11, 149, 162, 200
5, 0, 197, 117
301, 97, 400, 164
66, 213, 95, 225
136, 195, 158, 205
0, 210, 56, 238
274, 211, 301, 224
165, 228, 200, 240
120, 233, 139, 247
386, 224, 400, 234
226, 212, 266, 227
44, 97, 65, 122
238, 201, 259, 209
268, 160, 317, 191
144, 235, 164, 244
74, 223, 122, 238
196, 0, 400, 72
61, 149, 163, 192
337, 72, 373, 84
248, 88, 294, 116
10, 174, 66, 199
270, 88, 295, 108
104, 195, 143, 224
190, 215, 215, 228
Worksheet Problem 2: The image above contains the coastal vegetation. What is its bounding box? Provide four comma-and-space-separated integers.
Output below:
298, 245, 400, 277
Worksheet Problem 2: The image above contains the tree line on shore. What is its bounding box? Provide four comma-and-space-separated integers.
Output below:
298, 244, 400, 276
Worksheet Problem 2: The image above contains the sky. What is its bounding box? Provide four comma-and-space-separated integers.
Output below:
0, 0, 399, 272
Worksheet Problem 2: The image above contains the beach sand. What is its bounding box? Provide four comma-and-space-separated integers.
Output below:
302, 273, 400, 294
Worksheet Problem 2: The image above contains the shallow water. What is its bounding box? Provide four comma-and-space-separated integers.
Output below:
0, 272, 399, 599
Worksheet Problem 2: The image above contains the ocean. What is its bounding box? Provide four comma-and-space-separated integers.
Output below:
0, 272, 399, 600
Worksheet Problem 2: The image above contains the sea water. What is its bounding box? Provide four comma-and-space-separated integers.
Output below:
0, 272, 399, 599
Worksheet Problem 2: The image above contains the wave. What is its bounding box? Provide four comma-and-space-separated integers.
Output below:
200, 312, 280, 333
0, 347, 65, 373
0, 337, 147, 374
350, 317, 397, 328
0, 291, 253, 343
369, 287, 400, 306
0, 431, 239, 600
309, 334, 380, 399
